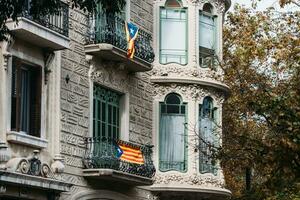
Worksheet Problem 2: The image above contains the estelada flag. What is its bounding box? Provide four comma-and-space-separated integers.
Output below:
116, 142, 144, 165
125, 22, 139, 59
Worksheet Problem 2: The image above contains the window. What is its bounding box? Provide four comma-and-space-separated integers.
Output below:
199, 3, 217, 68
93, 85, 121, 139
199, 96, 218, 174
159, 93, 187, 172
160, 0, 187, 65
11, 58, 42, 137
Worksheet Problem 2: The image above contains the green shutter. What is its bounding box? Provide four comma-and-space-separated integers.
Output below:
93, 85, 120, 139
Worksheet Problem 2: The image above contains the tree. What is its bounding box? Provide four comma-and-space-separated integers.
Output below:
220, 3, 300, 200
0, 0, 126, 41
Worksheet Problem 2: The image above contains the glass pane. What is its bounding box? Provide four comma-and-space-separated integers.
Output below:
166, 94, 181, 104
108, 105, 112, 123
199, 14, 215, 49
20, 69, 30, 133
167, 105, 180, 113
181, 105, 186, 114
102, 102, 106, 121
161, 104, 166, 113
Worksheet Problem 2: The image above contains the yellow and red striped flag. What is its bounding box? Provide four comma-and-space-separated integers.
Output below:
117, 143, 144, 165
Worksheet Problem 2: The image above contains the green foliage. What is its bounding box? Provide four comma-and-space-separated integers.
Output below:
0, 0, 126, 41
221, 4, 300, 200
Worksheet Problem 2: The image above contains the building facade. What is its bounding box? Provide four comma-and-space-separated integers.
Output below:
0, 0, 231, 199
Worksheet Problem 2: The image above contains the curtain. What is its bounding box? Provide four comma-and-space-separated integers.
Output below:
199, 117, 214, 173
199, 14, 215, 49
160, 114, 185, 171
160, 9, 187, 64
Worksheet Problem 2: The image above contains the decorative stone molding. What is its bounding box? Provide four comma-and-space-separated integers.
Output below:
152, 83, 225, 104
0, 142, 11, 170
154, 173, 225, 188
1, 36, 14, 71
147, 194, 160, 200
5, 150, 64, 180
0, 185, 6, 194
89, 59, 130, 93
151, 65, 224, 82
191, 0, 226, 13
51, 154, 65, 180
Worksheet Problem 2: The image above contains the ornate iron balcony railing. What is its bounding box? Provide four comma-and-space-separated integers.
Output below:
22, 0, 69, 37
86, 13, 155, 63
83, 137, 156, 179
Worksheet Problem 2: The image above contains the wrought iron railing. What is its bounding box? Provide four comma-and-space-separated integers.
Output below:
83, 137, 156, 179
86, 13, 155, 63
21, 0, 69, 37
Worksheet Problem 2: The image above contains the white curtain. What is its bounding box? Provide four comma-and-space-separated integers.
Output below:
160, 114, 185, 171
160, 9, 187, 64
199, 117, 214, 173
199, 14, 215, 49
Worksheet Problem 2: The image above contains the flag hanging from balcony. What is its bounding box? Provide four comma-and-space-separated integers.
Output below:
116, 142, 144, 165
125, 22, 139, 59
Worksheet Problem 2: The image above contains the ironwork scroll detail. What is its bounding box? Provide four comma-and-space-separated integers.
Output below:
83, 137, 156, 179
86, 13, 155, 63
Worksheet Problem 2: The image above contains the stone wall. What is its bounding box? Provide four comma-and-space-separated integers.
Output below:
59, 0, 154, 199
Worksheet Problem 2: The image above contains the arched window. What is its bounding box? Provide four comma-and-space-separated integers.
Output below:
159, 93, 187, 172
199, 96, 218, 174
160, 0, 188, 65
165, 0, 183, 8
199, 3, 217, 68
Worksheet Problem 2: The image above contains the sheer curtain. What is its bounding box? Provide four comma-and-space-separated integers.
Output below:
160, 9, 187, 64
160, 114, 185, 171
199, 117, 215, 173
199, 14, 215, 49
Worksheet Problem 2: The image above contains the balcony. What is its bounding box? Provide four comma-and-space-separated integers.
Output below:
6, 1, 69, 50
85, 13, 154, 72
82, 137, 156, 186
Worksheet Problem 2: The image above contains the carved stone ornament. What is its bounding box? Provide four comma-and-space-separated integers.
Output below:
151, 65, 224, 83
147, 194, 160, 200
89, 59, 130, 93
152, 83, 225, 104
191, 0, 226, 13
154, 173, 225, 188
5, 150, 63, 180
1, 36, 14, 71
0, 142, 11, 170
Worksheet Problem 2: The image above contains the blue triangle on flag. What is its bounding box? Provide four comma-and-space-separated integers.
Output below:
127, 22, 139, 39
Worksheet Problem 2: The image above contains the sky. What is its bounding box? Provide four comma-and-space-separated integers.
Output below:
230, 0, 298, 11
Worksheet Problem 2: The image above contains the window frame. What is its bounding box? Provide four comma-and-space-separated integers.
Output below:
159, 93, 188, 172
10, 57, 42, 138
159, 6, 188, 65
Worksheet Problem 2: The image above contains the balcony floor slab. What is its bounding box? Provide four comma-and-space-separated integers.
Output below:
6, 17, 69, 50
82, 168, 154, 186
84, 43, 152, 72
